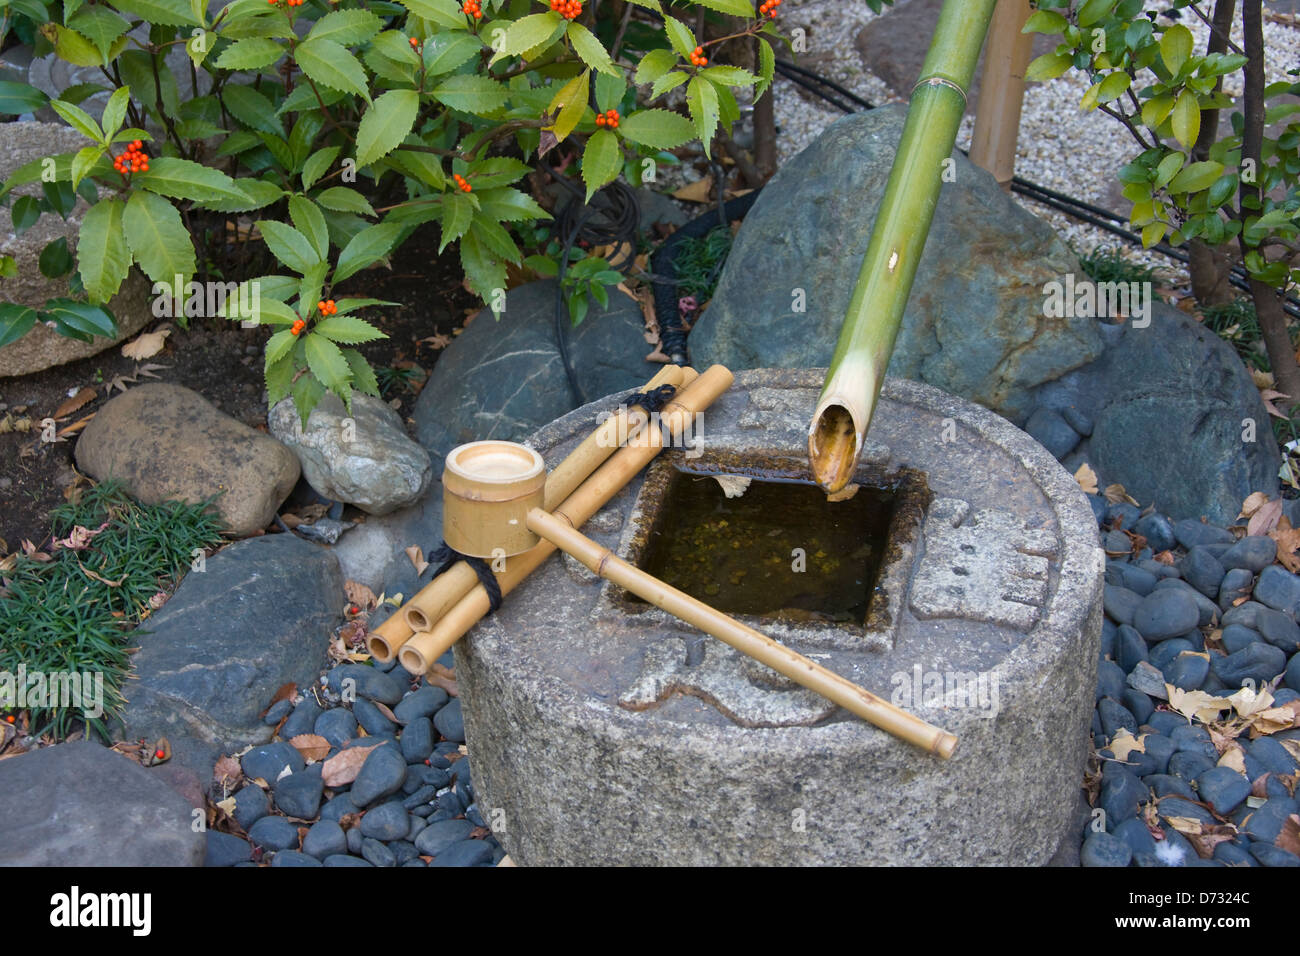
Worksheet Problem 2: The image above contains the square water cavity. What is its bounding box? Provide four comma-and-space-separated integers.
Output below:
611, 450, 929, 652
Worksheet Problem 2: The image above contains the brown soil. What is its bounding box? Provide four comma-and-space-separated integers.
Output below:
0, 222, 477, 551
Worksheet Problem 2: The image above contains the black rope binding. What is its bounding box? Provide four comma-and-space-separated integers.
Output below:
628, 383, 677, 413
425, 541, 504, 614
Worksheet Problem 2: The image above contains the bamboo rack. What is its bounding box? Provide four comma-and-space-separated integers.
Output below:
368, 365, 692, 661
397, 365, 734, 675
809, 0, 998, 492
526, 507, 958, 758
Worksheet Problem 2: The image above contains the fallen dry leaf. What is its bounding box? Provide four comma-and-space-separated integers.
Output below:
1074, 462, 1099, 495
672, 175, 714, 203
1252, 368, 1276, 390
713, 475, 751, 499
372, 700, 400, 724
53, 387, 96, 420
260, 682, 297, 719
405, 546, 429, 576
419, 333, 452, 350
1248, 498, 1284, 537
321, 743, 379, 787
1228, 685, 1275, 719
1103, 483, 1138, 506
1260, 388, 1292, 419
1167, 686, 1233, 723
213, 754, 242, 787
1217, 745, 1247, 774
1241, 491, 1271, 519
288, 733, 331, 763
425, 672, 458, 697
1109, 729, 1148, 761
215, 795, 237, 818
1251, 703, 1300, 735
1271, 524, 1300, 573
1275, 814, 1300, 858
344, 580, 377, 611
1280, 739, 1300, 765
121, 328, 171, 360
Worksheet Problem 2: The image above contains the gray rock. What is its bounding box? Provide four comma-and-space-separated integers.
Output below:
413, 279, 656, 469
1220, 536, 1277, 573
1024, 407, 1080, 459
1195, 766, 1251, 815
360, 801, 411, 841
1062, 405, 1094, 437
1114, 624, 1148, 672
1211, 643, 1287, 688
400, 717, 435, 764
1134, 513, 1177, 553
274, 771, 323, 819
1100, 765, 1146, 825
414, 819, 474, 856
302, 819, 348, 859
1214, 841, 1257, 866
1250, 737, 1299, 775
433, 698, 465, 743
1147, 774, 1196, 800
74, 383, 299, 536
118, 534, 341, 777
390, 839, 421, 865
688, 108, 1104, 425
319, 793, 358, 823
1104, 585, 1142, 626
1151, 638, 1197, 672
1220, 622, 1261, 654
353, 698, 396, 737
350, 743, 407, 806
394, 685, 449, 723
1256, 607, 1300, 654
1098, 697, 1138, 738
1126, 661, 1168, 699
346, 826, 363, 855
1250, 843, 1300, 867
1123, 688, 1155, 726
327, 664, 406, 706
247, 815, 300, 851
241, 742, 304, 783
232, 785, 271, 830
280, 699, 323, 739
271, 849, 322, 867
1178, 547, 1225, 599
1166, 652, 1210, 691
1174, 519, 1237, 549
1287, 650, 1300, 692
1142, 734, 1176, 775
205, 831, 252, 867
1243, 798, 1299, 842
1107, 563, 1158, 597
1154, 577, 1219, 627
269, 393, 432, 516
429, 839, 495, 867
1171, 724, 1218, 759
1113, 817, 1158, 860
1080, 830, 1133, 867
1255, 565, 1300, 617
1132, 589, 1201, 641
1169, 751, 1216, 780
1158, 796, 1217, 826
314, 708, 358, 748
323, 854, 373, 866
361, 837, 397, 867
1218, 569, 1255, 613
1105, 501, 1142, 528
263, 699, 292, 726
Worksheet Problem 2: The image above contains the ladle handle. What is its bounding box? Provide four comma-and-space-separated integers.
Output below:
525, 508, 958, 759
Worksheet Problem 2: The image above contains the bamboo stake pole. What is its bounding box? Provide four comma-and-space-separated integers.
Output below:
969, 0, 1032, 189
526, 507, 957, 758
372, 365, 694, 659
809, 0, 998, 493
398, 365, 734, 675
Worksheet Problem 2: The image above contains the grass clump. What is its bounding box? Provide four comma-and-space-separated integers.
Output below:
1077, 245, 1159, 286
0, 481, 224, 741
674, 226, 734, 303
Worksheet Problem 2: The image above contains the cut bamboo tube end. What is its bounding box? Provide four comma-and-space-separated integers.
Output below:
367, 609, 414, 662
526, 506, 958, 759
808, 400, 862, 494
403, 562, 479, 633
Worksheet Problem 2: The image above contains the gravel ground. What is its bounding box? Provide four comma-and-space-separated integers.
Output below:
766, 0, 1300, 280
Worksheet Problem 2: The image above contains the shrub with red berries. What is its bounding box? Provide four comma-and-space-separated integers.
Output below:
453, 173, 472, 193
690, 45, 708, 67
318, 299, 337, 315
409, 36, 422, 52
268, 0, 304, 5
112, 141, 149, 176
291, 318, 306, 335
594, 108, 619, 129
550, 0, 581, 20
462, 0, 482, 18
758, 0, 781, 17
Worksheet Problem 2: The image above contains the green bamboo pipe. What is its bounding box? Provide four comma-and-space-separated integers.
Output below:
809, 0, 998, 492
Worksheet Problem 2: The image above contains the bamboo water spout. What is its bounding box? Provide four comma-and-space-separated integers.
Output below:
809, 0, 998, 492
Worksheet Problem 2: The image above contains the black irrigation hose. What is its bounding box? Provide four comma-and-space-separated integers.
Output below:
771, 57, 1300, 320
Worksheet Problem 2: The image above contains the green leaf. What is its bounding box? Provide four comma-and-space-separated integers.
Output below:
49, 25, 109, 68
1171, 89, 1201, 148
288, 196, 330, 260
686, 76, 719, 156
756, 38, 775, 99
278, 83, 345, 116
595, 72, 627, 113
499, 12, 562, 56
265, 328, 297, 367
1141, 220, 1167, 248
302, 146, 341, 191
307, 9, 383, 45
567, 21, 617, 77
0, 304, 38, 348
222, 83, 282, 136
0, 81, 49, 115
298, 261, 329, 321
67, 5, 130, 57
1207, 172, 1237, 208
193, 179, 285, 213
295, 37, 371, 102
1022, 10, 1067, 33
1025, 52, 1072, 82
433, 74, 510, 113
214, 37, 285, 70
397, 0, 467, 30
244, 297, 300, 326
463, 156, 529, 190
1154, 151, 1183, 189
304, 332, 352, 388
422, 32, 481, 76
356, 89, 419, 169
70, 145, 104, 191
692, 0, 753, 15
42, 299, 117, 341
291, 373, 326, 427
333, 222, 404, 283
112, 0, 199, 27
459, 230, 505, 307
257, 219, 321, 274
581, 128, 620, 201
315, 187, 376, 216
77, 199, 131, 303
1160, 24, 1194, 75
650, 71, 687, 100
122, 189, 195, 284
635, 48, 677, 87
313, 314, 387, 344
39, 237, 74, 278
11, 195, 41, 234
469, 218, 520, 264
51, 98, 103, 143
98, 87, 130, 143
1097, 71, 1129, 104
342, 349, 380, 397
385, 147, 445, 189
439, 191, 474, 252
617, 108, 695, 149
663, 16, 695, 60
134, 157, 250, 203
1169, 160, 1224, 194
1141, 93, 1174, 129
474, 186, 549, 222
1077, 0, 1115, 27
548, 69, 589, 143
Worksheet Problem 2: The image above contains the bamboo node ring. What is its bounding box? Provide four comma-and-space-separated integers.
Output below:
911, 74, 967, 107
